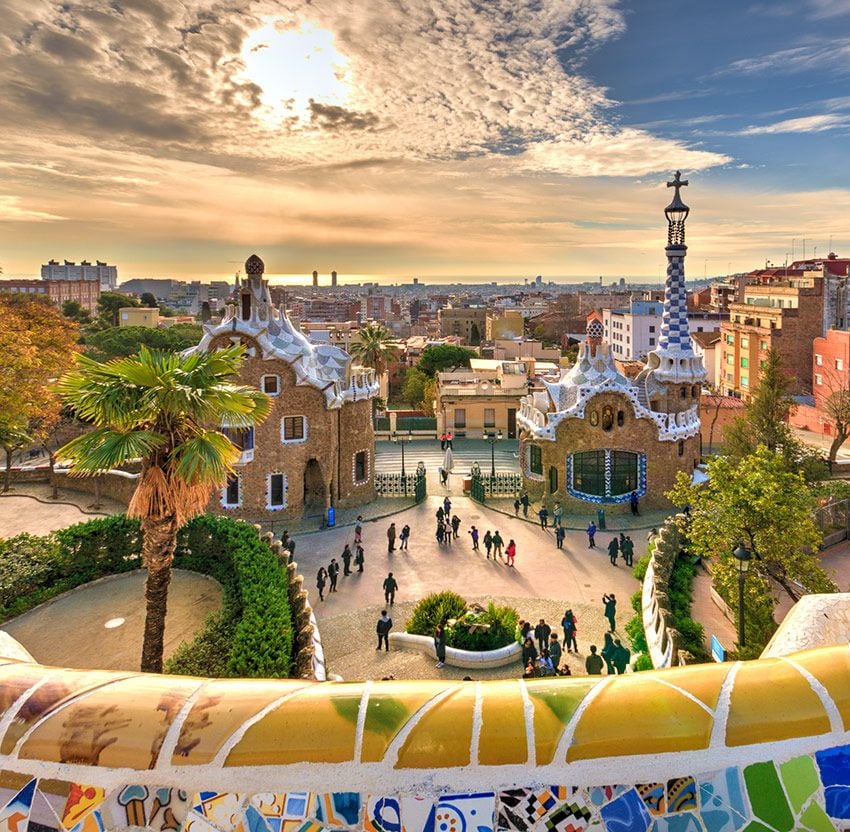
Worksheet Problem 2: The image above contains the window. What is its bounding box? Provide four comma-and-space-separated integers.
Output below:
816, 374, 823, 386
589, 410, 599, 426
222, 426, 254, 460
680, 386, 687, 399
816, 354, 823, 366
354, 450, 369, 483
572, 450, 605, 497
649, 338, 655, 346
741, 375, 749, 387
678, 440, 684, 457
262, 374, 280, 395
726, 372, 734, 382
601, 406, 614, 431
740, 337, 749, 348
617, 410, 624, 427
838, 359, 845, 371
484, 408, 495, 428
530, 445, 543, 475
740, 357, 749, 368
548, 465, 558, 494
222, 474, 240, 508
268, 473, 287, 510
649, 325, 656, 333
282, 416, 306, 443
570, 450, 641, 501
454, 408, 466, 428
726, 353, 734, 365
760, 340, 768, 350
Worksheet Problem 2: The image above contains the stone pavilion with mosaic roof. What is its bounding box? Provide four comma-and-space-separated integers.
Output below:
518, 173, 705, 508
188, 254, 380, 521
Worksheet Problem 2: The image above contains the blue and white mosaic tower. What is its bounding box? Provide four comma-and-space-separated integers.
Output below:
642, 172, 706, 397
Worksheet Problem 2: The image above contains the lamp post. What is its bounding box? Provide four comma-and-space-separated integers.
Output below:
733, 542, 752, 648
391, 429, 412, 478
483, 429, 503, 478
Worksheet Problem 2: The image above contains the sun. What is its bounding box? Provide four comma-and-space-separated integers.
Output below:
237, 18, 350, 127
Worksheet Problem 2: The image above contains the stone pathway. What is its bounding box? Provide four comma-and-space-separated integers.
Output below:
3, 569, 222, 671
0, 490, 123, 537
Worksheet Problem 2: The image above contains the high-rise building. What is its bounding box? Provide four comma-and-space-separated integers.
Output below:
331, 270, 338, 287
42, 259, 117, 290
312, 270, 318, 288
1, 277, 100, 314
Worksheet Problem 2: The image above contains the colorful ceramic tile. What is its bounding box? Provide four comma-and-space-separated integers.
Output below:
598, 789, 650, 832
193, 792, 244, 832
525, 680, 596, 766
779, 756, 820, 814
645, 664, 731, 712
742, 763, 793, 832
427, 793, 495, 832
238, 805, 273, 832
395, 685, 476, 769
0, 779, 36, 832
568, 677, 713, 762
636, 786, 664, 817
822, 787, 850, 821
29, 784, 63, 832
365, 798, 401, 832
792, 648, 850, 733
478, 681, 527, 766
183, 809, 222, 832
311, 794, 361, 828
110, 785, 188, 831
798, 802, 836, 832
666, 780, 696, 814
587, 788, 627, 810
399, 796, 434, 832
60, 785, 105, 831
725, 660, 829, 748
67, 810, 105, 832
650, 815, 704, 832
697, 769, 748, 832
497, 790, 533, 832
497, 788, 589, 832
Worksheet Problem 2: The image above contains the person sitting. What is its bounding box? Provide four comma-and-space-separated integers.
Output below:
522, 659, 539, 679
537, 649, 555, 676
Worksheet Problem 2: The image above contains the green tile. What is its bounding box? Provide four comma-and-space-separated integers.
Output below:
780, 755, 819, 812
800, 803, 836, 832
744, 762, 794, 832
743, 823, 774, 832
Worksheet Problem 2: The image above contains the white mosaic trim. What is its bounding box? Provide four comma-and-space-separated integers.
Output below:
266, 472, 288, 511
281, 415, 308, 445
220, 474, 242, 509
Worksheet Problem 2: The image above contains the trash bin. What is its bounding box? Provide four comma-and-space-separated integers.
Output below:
596, 508, 606, 530
327, 506, 336, 527
463, 477, 472, 494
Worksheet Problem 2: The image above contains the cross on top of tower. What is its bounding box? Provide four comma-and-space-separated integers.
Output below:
667, 170, 688, 196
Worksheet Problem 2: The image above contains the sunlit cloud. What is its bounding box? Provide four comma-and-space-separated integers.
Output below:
738, 114, 850, 135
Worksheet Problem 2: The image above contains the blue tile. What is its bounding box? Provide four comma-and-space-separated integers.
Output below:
817, 745, 850, 788
824, 786, 850, 820
600, 789, 650, 832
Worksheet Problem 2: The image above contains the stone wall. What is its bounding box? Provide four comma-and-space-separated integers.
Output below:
11, 465, 138, 505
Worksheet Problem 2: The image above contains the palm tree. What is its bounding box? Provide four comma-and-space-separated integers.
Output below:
349, 322, 399, 377
56, 345, 269, 673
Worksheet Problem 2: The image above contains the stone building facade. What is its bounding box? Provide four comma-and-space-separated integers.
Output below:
188, 254, 379, 521
517, 175, 705, 510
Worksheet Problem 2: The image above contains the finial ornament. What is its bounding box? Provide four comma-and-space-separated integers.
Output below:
667, 170, 688, 196
664, 171, 690, 246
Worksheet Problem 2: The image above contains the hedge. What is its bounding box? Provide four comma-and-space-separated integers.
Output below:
0, 513, 294, 678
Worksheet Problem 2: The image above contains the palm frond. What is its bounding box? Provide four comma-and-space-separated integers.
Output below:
58, 427, 166, 474
168, 430, 240, 486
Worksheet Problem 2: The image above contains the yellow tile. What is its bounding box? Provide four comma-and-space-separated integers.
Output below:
225, 682, 365, 766
395, 684, 475, 769
19, 675, 200, 769
644, 662, 732, 711
726, 658, 830, 747
1, 668, 133, 755
361, 681, 448, 763
526, 678, 597, 765
171, 678, 311, 765
568, 676, 714, 761
478, 680, 527, 765
791, 646, 850, 732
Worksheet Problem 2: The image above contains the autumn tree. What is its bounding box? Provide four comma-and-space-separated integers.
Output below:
818, 367, 850, 463
0, 294, 80, 489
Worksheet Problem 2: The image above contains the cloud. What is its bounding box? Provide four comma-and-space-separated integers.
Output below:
308, 100, 381, 132
0, 196, 66, 222
716, 40, 850, 77
738, 114, 850, 134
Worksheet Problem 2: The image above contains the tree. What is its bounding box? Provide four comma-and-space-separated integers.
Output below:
140, 292, 158, 308
0, 419, 31, 493
819, 369, 850, 463
97, 291, 139, 326
61, 300, 91, 325
0, 294, 80, 488
402, 367, 430, 409
417, 344, 476, 377
667, 447, 836, 649
469, 323, 481, 346
83, 324, 204, 362
57, 345, 270, 673
349, 323, 399, 377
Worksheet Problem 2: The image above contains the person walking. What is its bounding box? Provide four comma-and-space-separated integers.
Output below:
513, 497, 520, 516
443, 496, 452, 516
440, 432, 447, 451
521, 636, 538, 667
282, 531, 296, 561
328, 558, 340, 592
534, 618, 551, 654
383, 572, 398, 605
586, 521, 597, 548
505, 538, 517, 567
520, 492, 530, 517
469, 525, 480, 551
553, 502, 563, 528
436, 505, 445, 524
436, 521, 445, 545
387, 523, 397, 553
607, 535, 619, 566
446, 432, 453, 449
483, 530, 493, 558
601, 632, 616, 675
439, 466, 448, 485
603, 593, 617, 632
316, 566, 327, 602
549, 633, 563, 674
492, 530, 504, 559
376, 610, 392, 652
561, 609, 578, 653
613, 638, 631, 674
451, 514, 461, 539
341, 544, 353, 576
622, 535, 634, 568
555, 524, 566, 550
630, 491, 640, 517
355, 544, 365, 573
400, 524, 410, 551
434, 624, 447, 668
354, 516, 363, 544
538, 506, 549, 529
585, 645, 604, 675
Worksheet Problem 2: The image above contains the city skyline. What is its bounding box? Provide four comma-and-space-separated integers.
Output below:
1, 0, 850, 281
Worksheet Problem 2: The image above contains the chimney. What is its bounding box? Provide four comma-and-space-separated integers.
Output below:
331, 270, 338, 287
312, 270, 318, 288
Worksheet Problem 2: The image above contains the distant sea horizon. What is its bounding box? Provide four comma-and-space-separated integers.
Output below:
256, 273, 672, 287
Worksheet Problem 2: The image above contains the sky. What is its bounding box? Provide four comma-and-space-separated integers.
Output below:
1, 0, 850, 283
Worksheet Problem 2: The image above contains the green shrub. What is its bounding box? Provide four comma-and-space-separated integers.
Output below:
407, 590, 468, 636
633, 652, 654, 672
447, 602, 518, 651
53, 515, 141, 582
164, 608, 235, 677
0, 533, 63, 611
625, 612, 648, 655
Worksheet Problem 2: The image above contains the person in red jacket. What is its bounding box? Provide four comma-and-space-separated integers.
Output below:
506, 539, 517, 567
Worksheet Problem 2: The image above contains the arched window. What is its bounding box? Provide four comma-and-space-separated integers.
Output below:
678, 439, 685, 456
617, 410, 624, 427
589, 410, 599, 426
680, 386, 687, 399
692, 384, 700, 398
601, 406, 614, 431
548, 465, 558, 494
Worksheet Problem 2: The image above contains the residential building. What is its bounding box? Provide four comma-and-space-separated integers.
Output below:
119, 307, 159, 327
43, 259, 117, 290
0, 277, 100, 315
491, 338, 561, 362
188, 254, 380, 522
438, 304, 488, 343
302, 298, 362, 322
485, 310, 525, 340
791, 329, 850, 438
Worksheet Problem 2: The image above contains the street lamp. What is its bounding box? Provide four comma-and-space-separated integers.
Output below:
391, 429, 412, 477
733, 542, 752, 648
483, 429, 503, 478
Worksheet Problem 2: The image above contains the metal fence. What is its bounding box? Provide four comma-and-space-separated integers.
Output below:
815, 498, 850, 548
470, 472, 523, 503
375, 466, 427, 501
